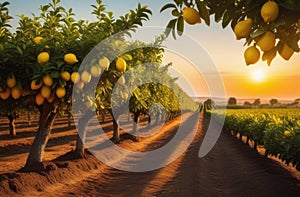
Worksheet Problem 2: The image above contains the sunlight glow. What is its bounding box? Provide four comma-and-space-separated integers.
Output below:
252, 69, 265, 82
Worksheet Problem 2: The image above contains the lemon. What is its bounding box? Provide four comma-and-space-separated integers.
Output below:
257, 31, 276, 52
85, 100, 93, 108
56, 87, 66, 98
71, 72, 80, 84
116, 57, 127, 72
262, 47, 277, 66
118, 76, 125, 85
43, 75, 54, 87
11, 86, 21, 100
279, 43, 294, 60
81, 71, 92, 84
244, 46, 260, 65
33, 36, 43, 44
6, 75, 16, 88
37, 52, 50, 64
60, 71, 71, 81
64, 53, 78, 65
76, 81, 84, 89
31, 79, 43, 90
0, 88, 10, 100
47, 94, 55, 103
35, 93, 45, 105
284, 130, 292, 137
261, 1, 279, 23
90, 65, 101, 78
98, 56, 110, 71
41, 85, 51, 98
182, 7, 200, 25
234, 18, 253, 40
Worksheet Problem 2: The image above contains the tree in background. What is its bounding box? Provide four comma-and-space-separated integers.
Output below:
228, 97, 237, 105
270, 98, 279, 105
253, 98, 261, 106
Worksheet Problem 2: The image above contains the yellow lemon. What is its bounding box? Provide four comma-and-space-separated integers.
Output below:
11, 86, 21, 100
64, 53, 78, 65
6, 75, 16, 88
182, 7, 200, 25
279, 43, 294, 60
35, 93, 45, 105
81, 71, 92, 84
60, 71, 71, 81
37, 52, 50, 64
98, 56, 110, 71
0, 88, 11, 100
284, 130, 292, 137
244, 46, 260, 65
33, 36, 43, 44
262, 47, 277, 66
85, 100, 93, 108
71, 72, 80, 84
234, 18, 253, 40
261, 1, 279, 23
56, 87, 66, 98
41, 85, 51, 98
76, 81, 84, 89
257, 31, 276, 52
116, 57, 127, 72
90, 65, 101, 78
118, 75, 125, 85
43, 75, 53, 87
30, 79, 43, 90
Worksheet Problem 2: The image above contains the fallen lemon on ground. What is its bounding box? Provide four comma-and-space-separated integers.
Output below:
257, 31, 276, 52
234, 18, 253, 40
244, 46, 260, 65
116, 57, 127, 72
182, 7, 200, 25
261, 1, 279, 23
37, 52, 50, 64
64, 53, 78, 65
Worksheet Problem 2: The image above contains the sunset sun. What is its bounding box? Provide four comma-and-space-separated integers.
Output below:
252, 69, 265, 82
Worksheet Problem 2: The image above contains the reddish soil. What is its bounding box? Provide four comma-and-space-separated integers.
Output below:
0, 113, 300, 196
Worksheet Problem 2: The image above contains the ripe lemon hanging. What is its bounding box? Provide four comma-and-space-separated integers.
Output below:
64, 53, 78, 65
0, 88, 11, 100
41, 85, 51, 98
31, 79, 43, 90
33, 36, 43, 44
262, 47, 277, 66
76, 81, 84, 89
261, 1, 279, 23
81, 71, 92, 84
118, 76, 125, 85
90, 65, 101, 78
56, 87, 66, 98
11, 86, 21, 100
6, 75, 16, 88
244, 46, 260, 65
37, 52, 50, 64
182, 7, 200, 25
257, 31, 276, 52
284, 130, 292, 137
234, 18, 253, 40
98, 56, 110, 71
60, 71, 71, 81
43, 75, 53, 87
35, 93, 45, 105
47, 94, 55, 103
71, 72, 80, 83
279, 43, 294, 60
116, 57, 127, 72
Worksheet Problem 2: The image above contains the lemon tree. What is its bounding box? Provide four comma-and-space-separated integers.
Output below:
161, 0, 300, 65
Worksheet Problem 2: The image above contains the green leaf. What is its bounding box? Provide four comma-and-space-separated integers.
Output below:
160, 3, 177, 13
164, 19, 177, 38
250, 29, 266, 39
287, 38, 300, 52
195, 0, 210, 25
221, 10, 231, 28
176, 16, 184, 36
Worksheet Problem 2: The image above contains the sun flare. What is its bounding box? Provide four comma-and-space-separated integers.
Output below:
252, 69, 265, 82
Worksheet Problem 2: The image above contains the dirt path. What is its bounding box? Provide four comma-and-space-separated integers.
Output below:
46, 114, 300, 197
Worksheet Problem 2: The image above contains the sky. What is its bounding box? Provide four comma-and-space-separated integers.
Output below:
6, 0, 300, 101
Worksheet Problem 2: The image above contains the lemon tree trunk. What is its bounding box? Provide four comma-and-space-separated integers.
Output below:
112, 115, 120, 143
24, 103, 57, 170
8, 115, 16, 136
75, 110, 95, 157
133, 112, 140, 133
